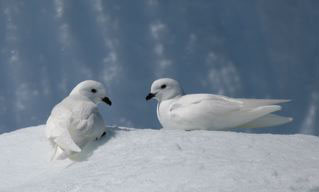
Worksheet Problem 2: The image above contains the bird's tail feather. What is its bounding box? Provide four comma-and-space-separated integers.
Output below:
239, 99, 291, 107
50, 145, 58, 161
237, 114, 293, 129
51, 145, 70, 161
245, 105, 282, 120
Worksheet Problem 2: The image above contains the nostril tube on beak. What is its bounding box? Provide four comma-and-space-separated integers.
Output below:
146, 93, 156, 101
102, 97, 112, 106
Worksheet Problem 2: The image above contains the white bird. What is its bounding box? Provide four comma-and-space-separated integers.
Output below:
146, 78, 292, 131
46, 80, 112, 160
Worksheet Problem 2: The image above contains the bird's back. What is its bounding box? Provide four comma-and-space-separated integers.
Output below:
46, 96, 105, 152
162, 94, 290, 130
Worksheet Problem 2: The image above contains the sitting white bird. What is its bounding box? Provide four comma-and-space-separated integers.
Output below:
146, 78, 292, 131
46, 80, 112, 160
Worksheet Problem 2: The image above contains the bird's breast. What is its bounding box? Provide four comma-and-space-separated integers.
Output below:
157, 99, 177, 129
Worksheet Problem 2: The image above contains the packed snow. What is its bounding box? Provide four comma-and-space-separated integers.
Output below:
0, 125, 319, 192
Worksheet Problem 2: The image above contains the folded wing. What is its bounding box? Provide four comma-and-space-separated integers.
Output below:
169, 94, 242, 129
46, 99, 99, 160
169, 94, 290, 130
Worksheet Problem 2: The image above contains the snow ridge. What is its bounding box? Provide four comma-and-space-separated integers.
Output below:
1, 125, 319, 192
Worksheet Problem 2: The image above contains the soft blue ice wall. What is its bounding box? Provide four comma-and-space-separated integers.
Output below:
0, 0, 318, 134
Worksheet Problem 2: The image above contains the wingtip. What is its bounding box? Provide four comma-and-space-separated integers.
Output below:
271, 105, 282, 111
272, 99, 292, 103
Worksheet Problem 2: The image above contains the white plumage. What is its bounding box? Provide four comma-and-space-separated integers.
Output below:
46, 80, 111, 160
146, 78, 292, 130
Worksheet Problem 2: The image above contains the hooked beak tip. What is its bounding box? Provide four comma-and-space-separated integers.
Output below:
146, 93, 156, 101
102, 97, 112, 106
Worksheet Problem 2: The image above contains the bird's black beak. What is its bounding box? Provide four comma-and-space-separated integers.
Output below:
102, 97, 112, 106
146, 93, 156, 101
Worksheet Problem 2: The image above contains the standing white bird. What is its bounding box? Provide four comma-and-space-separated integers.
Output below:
46, 80, 112, 160
146, 78, 292, 131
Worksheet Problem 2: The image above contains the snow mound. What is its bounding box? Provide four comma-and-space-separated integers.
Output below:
1, 125, 319, 192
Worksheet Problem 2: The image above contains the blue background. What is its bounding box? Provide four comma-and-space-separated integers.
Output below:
0, 0, 318, 135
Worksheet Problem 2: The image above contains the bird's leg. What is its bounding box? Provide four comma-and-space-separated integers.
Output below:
96, 131, 107, 140
101, 131, 106, 138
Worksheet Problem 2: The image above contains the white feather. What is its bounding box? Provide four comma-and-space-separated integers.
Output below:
46, 80, 109, 160
148, 78, 292, 131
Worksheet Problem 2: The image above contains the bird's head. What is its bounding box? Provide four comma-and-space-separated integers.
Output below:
146, 78, 184, 102
70, 80, 112, 106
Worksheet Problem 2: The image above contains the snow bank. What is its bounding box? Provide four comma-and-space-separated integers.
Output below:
0, 125, 319, 192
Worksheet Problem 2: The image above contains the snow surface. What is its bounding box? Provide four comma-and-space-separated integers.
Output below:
0, 125, 319, 192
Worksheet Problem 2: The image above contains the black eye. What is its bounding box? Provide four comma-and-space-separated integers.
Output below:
161, 84, 167, 89
91, 89, 97, 93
